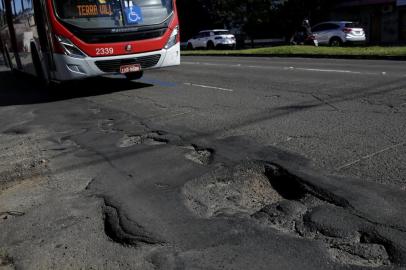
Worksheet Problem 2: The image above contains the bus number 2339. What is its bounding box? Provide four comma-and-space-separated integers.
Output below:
96, 48, 114, 55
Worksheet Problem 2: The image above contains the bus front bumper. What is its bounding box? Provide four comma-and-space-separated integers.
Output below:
52, 43, 180, 81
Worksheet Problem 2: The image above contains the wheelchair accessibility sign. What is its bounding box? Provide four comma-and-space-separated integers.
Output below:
125, 5, 143, 24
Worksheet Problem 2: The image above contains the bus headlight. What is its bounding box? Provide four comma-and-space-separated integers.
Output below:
164, 26, 179, 49
55, 35, 87, 59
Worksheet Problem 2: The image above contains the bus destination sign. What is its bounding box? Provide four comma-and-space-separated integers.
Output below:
76, 4, 113, 17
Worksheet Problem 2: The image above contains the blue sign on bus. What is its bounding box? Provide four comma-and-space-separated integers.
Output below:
125, 5, 143, 24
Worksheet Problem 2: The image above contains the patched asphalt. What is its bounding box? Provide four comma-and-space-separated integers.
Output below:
0, 56, 405, 269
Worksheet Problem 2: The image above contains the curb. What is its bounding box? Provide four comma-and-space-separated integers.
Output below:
181, 53, 406, 61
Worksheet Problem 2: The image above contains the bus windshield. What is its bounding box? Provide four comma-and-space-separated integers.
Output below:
53, 0, 173, 29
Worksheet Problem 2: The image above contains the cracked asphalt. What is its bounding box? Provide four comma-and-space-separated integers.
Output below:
0, 56, 405, 269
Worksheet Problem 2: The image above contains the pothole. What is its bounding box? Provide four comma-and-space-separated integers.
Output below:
103, 204, 162, 246
98, 119, 116, 133
0, 253, 14, 269
328, 243, 390, 268
3, 127, 31, 135
143, 137, 168, 146
118, 135, 142, 148
253, 200, 307, 233
117, 133, 168, 148
184, 145, 213, 165
0, 161, 45, 192
144, 131, 169, 146
0, 211, 25, 221
263, 163, 307, 201
182, 162, 284, 218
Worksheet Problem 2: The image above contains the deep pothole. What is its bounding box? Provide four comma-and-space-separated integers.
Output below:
117, 132, 168, 148
327, 242, 390, 268
184, 145, 214, 165
182, 162, 290, 218
182, 160, 400, 268
118, 135, 142, 148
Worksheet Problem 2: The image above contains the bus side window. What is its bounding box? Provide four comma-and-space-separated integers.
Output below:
0, 0, 4, 57
11, 0, 21, 18
25, 0, 33, 11
0, 0, 4, 26
0, 0, 2, 26
24, 0, 33, 18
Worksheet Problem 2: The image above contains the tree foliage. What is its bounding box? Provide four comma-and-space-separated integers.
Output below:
177, 0, 336, 41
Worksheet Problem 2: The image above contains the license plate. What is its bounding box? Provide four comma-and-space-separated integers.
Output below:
120, 64, 141, 74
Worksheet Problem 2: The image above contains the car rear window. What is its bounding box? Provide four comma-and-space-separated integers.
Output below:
214, 30, 230, 35
345, 22, 362, 28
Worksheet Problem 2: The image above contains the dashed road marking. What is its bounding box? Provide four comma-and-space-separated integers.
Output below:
295, 67, 362, 74
182, 61, 387, 76
336, 141, 406, 171
184, 82, 234, 92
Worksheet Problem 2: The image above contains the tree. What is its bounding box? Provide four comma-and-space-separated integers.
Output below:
176, 0, 336, 41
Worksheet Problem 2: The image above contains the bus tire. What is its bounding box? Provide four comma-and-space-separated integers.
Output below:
4, 47, 13, 69
31, 43, 49, 87
125, 71, 143, 81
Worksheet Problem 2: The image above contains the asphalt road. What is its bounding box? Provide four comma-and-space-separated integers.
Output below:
138, 56, 406, 187
0, 56, 406, 269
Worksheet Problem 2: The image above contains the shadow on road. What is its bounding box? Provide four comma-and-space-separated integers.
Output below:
1, 64, 405, 180
44, 76, 406, 179
0, 70, 153, 106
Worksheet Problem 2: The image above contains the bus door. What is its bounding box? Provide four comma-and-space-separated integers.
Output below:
0, 0, 6, 63
8, 0, 38, 74
4, 0, 22, 68
32, 0, 55, 78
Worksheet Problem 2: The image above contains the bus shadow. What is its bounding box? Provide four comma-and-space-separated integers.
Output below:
0, 70, 154, 106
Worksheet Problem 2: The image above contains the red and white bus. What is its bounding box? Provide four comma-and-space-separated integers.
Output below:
0, 0, 180, 83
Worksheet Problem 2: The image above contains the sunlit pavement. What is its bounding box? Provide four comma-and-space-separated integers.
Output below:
0, 56, 405, 269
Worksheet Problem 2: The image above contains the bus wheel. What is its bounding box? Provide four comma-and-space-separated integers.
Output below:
125, 71, 143, 81
31, 44, 49, 87
4, 47, 13, 69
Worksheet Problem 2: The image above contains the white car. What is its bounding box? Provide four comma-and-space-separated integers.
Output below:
187, 30, 236, 50
312, 21, 366, 46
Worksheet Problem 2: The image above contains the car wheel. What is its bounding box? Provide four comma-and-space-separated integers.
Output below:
329, 37, 343, 47
207, 41, 214, 50
187, 43, 193, 50
125, 71, 143, 81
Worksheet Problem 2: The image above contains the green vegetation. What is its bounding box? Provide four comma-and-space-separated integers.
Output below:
182, 46, 406, 57
177, 0, 332, 42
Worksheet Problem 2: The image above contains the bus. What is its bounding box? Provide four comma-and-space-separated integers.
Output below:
0, 0, 180, 83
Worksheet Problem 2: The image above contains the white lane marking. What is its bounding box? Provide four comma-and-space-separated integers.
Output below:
182, 61, 245, 68
184, 82, 234, 92
182, 61, 386, 75
336, 141, 406, 171
295, 67, 362, 74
